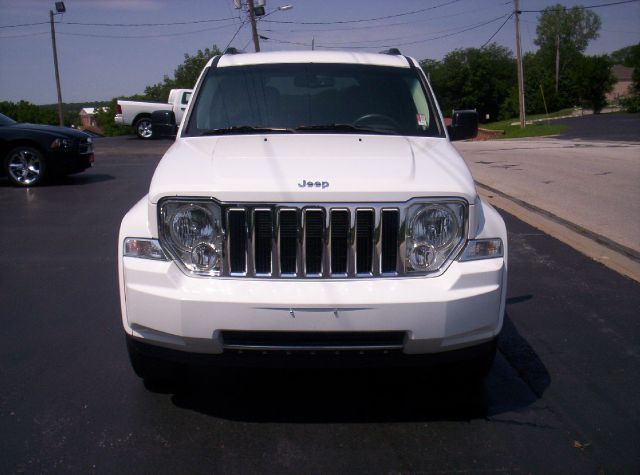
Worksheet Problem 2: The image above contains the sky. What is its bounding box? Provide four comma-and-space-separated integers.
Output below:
0, 0, 638, 104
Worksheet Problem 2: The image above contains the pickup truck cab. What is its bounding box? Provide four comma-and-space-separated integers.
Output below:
115, 88, 192, 139
119, 50, 507, 384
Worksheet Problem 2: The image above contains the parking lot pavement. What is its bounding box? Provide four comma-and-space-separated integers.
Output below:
1, 136, 639, 474
454, 138, 640, 256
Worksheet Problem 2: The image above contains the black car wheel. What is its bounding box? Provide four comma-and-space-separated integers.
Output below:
4, 146, 46, 187
134, 117, 153, 140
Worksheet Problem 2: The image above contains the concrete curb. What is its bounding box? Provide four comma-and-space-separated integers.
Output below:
476, 182, 640, 283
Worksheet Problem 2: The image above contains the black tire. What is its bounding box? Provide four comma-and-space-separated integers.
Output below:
126, 337, 185, 385
134, 117, 153, 140
4, 145, 47, 187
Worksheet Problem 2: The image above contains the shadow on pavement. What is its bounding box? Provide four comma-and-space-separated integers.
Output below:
0, 173, 115, 188
143, 311, 550, 424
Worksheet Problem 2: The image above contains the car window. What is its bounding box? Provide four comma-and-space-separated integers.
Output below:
185, 63, 443, 137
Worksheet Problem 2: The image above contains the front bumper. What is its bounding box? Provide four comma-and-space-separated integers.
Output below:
121, 255, 506, 356
127, 333, 498, 369
50, 150, 94, 175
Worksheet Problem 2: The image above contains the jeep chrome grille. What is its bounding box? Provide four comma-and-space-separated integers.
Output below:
223, 205, 403, 278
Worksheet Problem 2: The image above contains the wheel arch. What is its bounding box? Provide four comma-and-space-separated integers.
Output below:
132, 113, 152, 127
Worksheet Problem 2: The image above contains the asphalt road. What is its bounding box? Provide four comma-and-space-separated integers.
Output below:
1, 136, 639, 474
556, 112, 640, 142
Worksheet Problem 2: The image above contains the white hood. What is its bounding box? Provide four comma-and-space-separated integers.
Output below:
148, 134, 477, 204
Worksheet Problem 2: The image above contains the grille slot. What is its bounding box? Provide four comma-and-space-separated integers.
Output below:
228, 209, 247, 273
279, 210, 298, 275
381, 209, 400, 273
330, 210, 349, 274
254, 210, 272, 274
304, 209, 324, 275
356, 209, 374, 274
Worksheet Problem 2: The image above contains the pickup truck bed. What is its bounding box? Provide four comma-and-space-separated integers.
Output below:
114, 88, 192, 139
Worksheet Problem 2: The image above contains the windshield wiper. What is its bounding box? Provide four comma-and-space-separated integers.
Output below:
295, 124, 395, 135
201, 126, 295, 136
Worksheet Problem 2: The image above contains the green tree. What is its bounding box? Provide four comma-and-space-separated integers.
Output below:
143, 46, 221, 101
421, 44, 516, 122
610, 43, 640, 67
568, 55, 614, 113
0, 100, 58, 125
534, 4, 601, 94
93, 99, 131, 136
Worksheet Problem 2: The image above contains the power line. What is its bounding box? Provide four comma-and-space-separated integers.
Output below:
260, 4, 503, 34
224, 20, 248, 51
262, 0, 466, 25
481, 12, 514, 48
310, 15, 511, 47
58, 17, 238, 27
521, 0, 640, 12
264, 14, 509, 50
55, 22, 238, 39
0, 21, 48, 29
0, 31, 49, 39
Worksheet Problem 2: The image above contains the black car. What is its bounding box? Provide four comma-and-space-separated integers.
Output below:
0, 112, 94, 186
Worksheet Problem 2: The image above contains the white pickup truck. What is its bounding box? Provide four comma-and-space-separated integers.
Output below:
119, 50, 507, 384
114, 88, 192, 139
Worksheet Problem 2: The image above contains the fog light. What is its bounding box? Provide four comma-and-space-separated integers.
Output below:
408, 242, 436, 270
459, 238, 503, 261
191, 242, 220, 270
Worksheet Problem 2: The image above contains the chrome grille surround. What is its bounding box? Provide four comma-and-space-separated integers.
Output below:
158, 197, 469, 279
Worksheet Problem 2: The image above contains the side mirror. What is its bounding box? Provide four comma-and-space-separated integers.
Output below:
447, 110, 478, 142
151, 110, 177, 139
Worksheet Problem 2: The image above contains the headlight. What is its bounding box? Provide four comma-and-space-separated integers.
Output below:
50, 138, 73, 150
405, 202, 465, 273
159, 200, 224, 275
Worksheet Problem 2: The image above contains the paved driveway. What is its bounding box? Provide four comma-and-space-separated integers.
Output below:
555, 113, 640, 142
455, 138, 640, 254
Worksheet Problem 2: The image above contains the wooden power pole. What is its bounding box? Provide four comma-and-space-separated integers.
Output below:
555, 34, 560, 93
49, 9, 64, 127
247, 0, 260, 52
514, 0, 526, 128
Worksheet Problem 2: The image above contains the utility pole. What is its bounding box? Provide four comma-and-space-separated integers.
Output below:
49, 9, 64, 126
312, 37, 315, 51
555, 34, 560, 93
514, 0, 526, 128
247, 0, 260, 52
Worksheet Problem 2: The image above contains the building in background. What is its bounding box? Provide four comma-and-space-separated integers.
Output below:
607, 65, 634, 105
79, 107, 103, 135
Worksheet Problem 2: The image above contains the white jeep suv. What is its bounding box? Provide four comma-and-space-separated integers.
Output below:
118, 50, 507, 383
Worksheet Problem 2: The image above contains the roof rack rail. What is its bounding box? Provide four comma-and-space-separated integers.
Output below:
379, 48, 402, 55
224, 47, 244, 55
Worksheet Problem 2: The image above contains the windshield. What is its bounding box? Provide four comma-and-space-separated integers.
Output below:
184, 63, 443, 137
0, 112, 17, 126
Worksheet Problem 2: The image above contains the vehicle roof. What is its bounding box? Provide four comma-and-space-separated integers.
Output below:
212, 50, 412, 69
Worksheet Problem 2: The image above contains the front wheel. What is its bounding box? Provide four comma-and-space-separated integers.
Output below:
134, 117, 153, 139
4, 146, 47, 187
